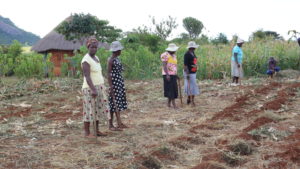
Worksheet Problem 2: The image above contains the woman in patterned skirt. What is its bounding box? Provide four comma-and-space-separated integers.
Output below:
81, 37, 109, 138
107, 41, 128, 131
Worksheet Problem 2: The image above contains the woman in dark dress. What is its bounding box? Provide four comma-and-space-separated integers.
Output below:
107, 41, 128, 131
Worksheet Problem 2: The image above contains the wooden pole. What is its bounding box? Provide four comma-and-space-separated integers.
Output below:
177, 77, 183, 106
92, 97, 97, 143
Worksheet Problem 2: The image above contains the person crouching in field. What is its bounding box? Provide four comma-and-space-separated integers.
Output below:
231, 38, 245, 86
184, 41, 200, 106
161, 43, 179, 109
107, 41, 128, 131
81, 37, 109, 138
267, 57, 280, 79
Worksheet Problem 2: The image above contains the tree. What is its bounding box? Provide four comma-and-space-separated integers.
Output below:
151, 16, 178, 40
250, 29, 283, 41
182, 17, 204, 39
56, 13, 122, 44
288, 30, 300, 45
211, 33, 229, 45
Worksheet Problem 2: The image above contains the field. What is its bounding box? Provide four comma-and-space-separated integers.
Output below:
1, 74, 300, 169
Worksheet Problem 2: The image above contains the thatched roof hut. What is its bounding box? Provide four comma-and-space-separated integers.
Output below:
31, 17, 109, 76
31, 31, 82, 53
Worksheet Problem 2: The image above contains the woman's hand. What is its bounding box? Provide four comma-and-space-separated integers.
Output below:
91, 89, 98, 98
166, 75, 171, 81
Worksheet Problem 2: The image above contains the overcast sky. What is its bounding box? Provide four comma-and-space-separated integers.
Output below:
1, 0, 299, 40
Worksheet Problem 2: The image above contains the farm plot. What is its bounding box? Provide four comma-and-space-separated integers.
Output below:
0, 77, 300, 169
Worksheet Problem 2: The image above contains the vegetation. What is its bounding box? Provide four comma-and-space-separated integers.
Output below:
0, 41, 52, 78
150, 16, 178, 40
182, 17, 204, 39
55, 13, 122, 43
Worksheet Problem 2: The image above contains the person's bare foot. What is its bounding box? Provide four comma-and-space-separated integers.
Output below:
118, 123, 129, 128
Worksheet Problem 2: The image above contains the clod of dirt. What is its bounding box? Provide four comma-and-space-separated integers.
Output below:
230, 141, 253, 155
141, 156, 161, 169
222, 151, 243, 166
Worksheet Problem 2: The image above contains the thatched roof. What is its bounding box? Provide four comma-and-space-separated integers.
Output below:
31, 31, 82, 53
31, 16, 110, 53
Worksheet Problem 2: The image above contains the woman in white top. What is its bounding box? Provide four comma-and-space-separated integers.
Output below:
81, 37, 109, 138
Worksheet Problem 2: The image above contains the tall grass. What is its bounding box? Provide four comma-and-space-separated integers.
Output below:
113, 40, 299, 79
2, 40, 299, 79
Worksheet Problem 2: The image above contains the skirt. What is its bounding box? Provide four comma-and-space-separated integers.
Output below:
231, 61, 244, 78
82, 84, 110, 122
183, 72, 200, 96
163, 75, 178, 99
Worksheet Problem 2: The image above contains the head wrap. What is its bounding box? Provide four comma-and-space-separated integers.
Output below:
86, 37, 99, 48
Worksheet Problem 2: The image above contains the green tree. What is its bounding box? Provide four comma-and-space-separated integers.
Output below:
56, 13, 122, 44
182, 17, 204, 39
250, 29, 282, 41
211, 33, 229, 45
151, 16, 178, 40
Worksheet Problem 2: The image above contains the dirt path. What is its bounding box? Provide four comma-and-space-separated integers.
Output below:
0, 78, 299, 169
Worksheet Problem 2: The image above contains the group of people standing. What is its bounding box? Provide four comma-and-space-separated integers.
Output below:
81, 38, 128, 138
80, 36, 281, 138
161, 41, 200, 109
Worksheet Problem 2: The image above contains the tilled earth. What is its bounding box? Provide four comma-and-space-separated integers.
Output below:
0, 77, 300, 169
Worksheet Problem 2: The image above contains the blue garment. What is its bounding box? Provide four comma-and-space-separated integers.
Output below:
266, 66, 280, 75
231, 46, 243, 64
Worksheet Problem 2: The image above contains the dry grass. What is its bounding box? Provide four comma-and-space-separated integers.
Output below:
0, 77, 300, 168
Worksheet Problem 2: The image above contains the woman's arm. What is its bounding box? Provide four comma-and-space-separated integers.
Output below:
163, 61, 170, 81
107, 58, 114, 95
234, 53, 240, 68
82, 62, 97, 97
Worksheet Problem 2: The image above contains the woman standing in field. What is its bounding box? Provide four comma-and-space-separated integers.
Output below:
107, 41, 128, 131
161, 43, 179, 109
231, 38, 244, 86
184, 41, 200, 106
81, 37, 109, 138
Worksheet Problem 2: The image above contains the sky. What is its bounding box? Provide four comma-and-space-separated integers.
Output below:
1, 0, 299, 41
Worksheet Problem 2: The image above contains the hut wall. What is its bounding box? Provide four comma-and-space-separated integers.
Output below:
48, 50, 74, 76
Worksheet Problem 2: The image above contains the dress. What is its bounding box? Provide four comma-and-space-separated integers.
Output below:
81, 54, 110, 122
109, 58, 128, 113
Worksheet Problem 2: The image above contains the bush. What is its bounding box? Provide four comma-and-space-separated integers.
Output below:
14, 53, 53, 78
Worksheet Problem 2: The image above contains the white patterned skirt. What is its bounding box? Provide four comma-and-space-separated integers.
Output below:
82, 84, 110, 122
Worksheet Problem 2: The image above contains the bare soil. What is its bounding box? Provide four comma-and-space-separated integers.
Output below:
1, 77, 300, 169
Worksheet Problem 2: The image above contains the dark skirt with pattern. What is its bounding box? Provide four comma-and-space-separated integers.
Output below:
163, 75, 178, 99
108, 58, 128, 113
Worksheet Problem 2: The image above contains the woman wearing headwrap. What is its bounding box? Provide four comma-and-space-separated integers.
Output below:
81, 37, 109, 138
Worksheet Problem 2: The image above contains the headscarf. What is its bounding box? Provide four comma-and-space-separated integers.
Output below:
86, 37, 99, 48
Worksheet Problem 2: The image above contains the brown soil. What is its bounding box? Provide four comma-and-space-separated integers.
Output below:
151, 148, 178, 161
0, 108, 31, 121
243, 117, 274, 132
44, 111, 81, 121
267, 161, 288, 169
191, 162, 226, 169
